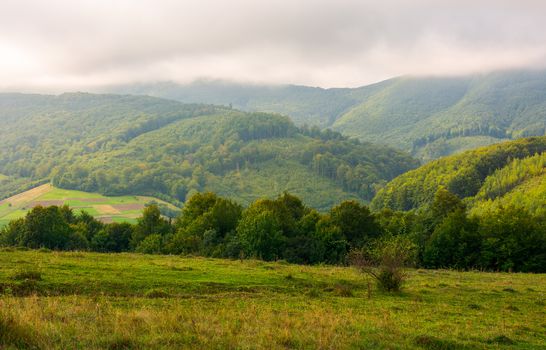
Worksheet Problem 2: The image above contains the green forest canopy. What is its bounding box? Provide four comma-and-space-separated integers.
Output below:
371, 136, 546, 213
0, 93, 418, 211
114, 70, 546, 160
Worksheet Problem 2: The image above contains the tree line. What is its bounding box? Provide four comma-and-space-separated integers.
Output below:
1, 189, 544, 272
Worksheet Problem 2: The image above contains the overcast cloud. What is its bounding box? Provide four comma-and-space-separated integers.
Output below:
1, 0, 546, 90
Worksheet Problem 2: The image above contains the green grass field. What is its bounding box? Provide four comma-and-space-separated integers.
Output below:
0, 250, 544, 349
0, 184, 179, 228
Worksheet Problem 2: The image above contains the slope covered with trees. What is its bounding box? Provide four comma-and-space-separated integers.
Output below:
0, 93, 418, 210
371, 137, 546, 212
112, 70, 546, 160
469, 152, 546, 217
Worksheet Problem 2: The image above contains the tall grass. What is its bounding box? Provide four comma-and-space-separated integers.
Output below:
0, 250, 544, 349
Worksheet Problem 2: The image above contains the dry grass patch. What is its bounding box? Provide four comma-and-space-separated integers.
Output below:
95, 205, 121, 215
29, 200, 64, 208
0, 184, 52, 207
112, 203, 144, 211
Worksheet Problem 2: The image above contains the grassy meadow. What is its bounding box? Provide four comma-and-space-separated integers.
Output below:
0, 184, 178, 228
0, 250, 544, 349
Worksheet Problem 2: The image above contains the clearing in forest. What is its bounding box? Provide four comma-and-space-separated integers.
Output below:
0, 184, 178, 227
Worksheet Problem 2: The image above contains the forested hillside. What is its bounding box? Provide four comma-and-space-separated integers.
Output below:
113, 70, 546, 160
0, 93, 418, 210
469, 152, 546, 217
371, 136, 546, 212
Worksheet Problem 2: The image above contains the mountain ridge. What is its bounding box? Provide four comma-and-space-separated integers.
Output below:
107, 69, 546, 160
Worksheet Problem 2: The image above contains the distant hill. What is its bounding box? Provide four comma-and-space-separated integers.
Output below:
108, 80, 388, 128
0, 93, 418, 210
370, 137, 546, 212
110, 70, 546, 160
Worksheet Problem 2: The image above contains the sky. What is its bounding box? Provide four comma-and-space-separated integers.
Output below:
1, 0, 546, 91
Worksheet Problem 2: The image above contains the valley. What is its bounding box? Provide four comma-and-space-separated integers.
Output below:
2, 3, 545, 350
0, 93, 418, 210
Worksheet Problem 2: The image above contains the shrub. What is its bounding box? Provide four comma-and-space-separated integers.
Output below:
375, 269, 404, 292
349, 235, 416, 292
0, 218, 25, 247
66, 231, 89, 251
136, 234, 162, 254
164, 231, 201, 255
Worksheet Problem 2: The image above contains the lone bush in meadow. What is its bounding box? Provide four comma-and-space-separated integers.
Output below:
349, 235, 416, 292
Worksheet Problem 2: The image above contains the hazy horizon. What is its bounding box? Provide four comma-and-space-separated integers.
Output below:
2, 0, 546, 92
